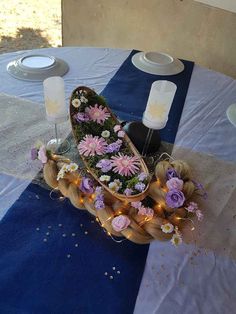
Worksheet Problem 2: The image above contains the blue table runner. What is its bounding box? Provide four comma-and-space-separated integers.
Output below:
102, 50, 194, 144
0, 51, 194, 314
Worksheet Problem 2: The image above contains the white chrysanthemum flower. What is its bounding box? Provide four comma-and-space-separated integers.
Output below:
101, 130, 110, 138
171, 233, 183, 246
67, 163, 78, 172
72, 98, 81, 108
100, 175, 111, 182
80, 96, 88, 103
114, 179, 122, 189
161, 223, 174, 234
108, 181, 120, 192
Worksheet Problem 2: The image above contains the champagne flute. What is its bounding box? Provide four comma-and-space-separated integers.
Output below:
43, 76, 71, 154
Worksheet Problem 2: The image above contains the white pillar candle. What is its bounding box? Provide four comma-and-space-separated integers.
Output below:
142, 80, 177, 129
43, 76, 68, 123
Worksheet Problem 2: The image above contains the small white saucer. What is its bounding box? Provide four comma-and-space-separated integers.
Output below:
132, 51, 184, 75
7, 54, 69, 81
226, 103, 236, 127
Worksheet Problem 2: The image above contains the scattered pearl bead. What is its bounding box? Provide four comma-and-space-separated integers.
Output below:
43, 238, 47, 242
104, 272, 108, 276
109, 276, 113, 280
84, 231, 88, 235
112, 267, 116, 270
62, 233, 66, 237
67, 254, 71, 258
58, 224, 62, 227
80, 224, 83, 227
48, 226, 52, 229
71, 233, 76, 237
75, 243, 79, 247
36, 227, 40, 231
117, 271, 120, 274
46, 232, 50, 236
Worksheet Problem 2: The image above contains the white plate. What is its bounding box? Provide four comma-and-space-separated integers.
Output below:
132, 51, 184, 76
226, 103, 236, 127
7, 54, 69, 81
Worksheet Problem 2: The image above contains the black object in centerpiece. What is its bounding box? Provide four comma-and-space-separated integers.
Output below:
123, 121, 161, 155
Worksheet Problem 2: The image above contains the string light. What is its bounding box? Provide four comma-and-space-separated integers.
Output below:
175, 216, 195, 231
95, 216, 127, 243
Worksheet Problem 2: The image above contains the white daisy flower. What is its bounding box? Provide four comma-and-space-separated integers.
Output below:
108, 181, 120, 192
72, 98, 81, 108
101, 130, 110, 138
67, 163, 78, 172
171, 233, 183, 246
100, 175, 111, 182
161, 223, 174, 234
80, 96, 88, 103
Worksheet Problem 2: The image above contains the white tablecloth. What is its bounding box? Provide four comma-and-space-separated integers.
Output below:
0, 47, 236, 314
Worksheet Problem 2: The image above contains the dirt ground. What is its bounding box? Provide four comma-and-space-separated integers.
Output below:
0, 0, 61, 53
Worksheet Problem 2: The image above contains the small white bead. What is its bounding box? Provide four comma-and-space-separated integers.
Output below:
43, 238, 47, 242
58, 224, 62, 227
112, 267, 116, 270
48, 226, 52, 229
84, 231, 88, 235
62, 233, 66, 237
109, 276, 113, 280
117, 271, 120, 274
36, 227, 40, 231
46, 232, 50, 236
80, 224, 83, 227
75, 243, 79, 247
67, 254, 71, 258
72, 233, 76, 237
104, 272, 108, 276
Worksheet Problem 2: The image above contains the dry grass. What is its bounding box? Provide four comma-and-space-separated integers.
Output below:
0, 0, 61, 53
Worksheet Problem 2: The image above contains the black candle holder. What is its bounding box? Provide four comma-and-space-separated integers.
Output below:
123, 121, 161, 156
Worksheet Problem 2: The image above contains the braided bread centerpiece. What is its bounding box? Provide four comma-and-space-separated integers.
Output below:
35, 151, 204, 246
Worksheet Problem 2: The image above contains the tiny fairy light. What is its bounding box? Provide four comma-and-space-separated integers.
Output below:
80, 198, 84, 204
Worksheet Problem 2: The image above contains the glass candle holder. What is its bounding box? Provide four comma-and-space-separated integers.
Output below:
43, 76, 70, 154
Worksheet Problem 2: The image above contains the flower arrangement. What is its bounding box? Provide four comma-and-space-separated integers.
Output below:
31, 86, 206, 247
70, 86, 150, 201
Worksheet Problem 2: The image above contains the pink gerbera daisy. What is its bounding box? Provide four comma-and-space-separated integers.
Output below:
85, 104, 110, 124
78, 135, 107, 156
111, 153, 140, 176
